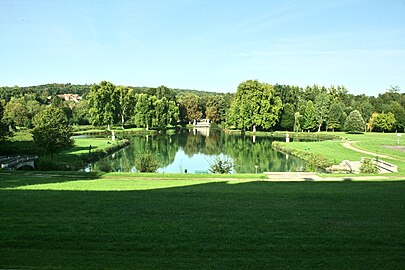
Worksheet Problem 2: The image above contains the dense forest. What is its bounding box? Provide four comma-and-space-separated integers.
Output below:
0, 80, 404, 142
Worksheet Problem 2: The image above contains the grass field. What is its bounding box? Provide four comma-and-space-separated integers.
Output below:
1, 172, 405, 269
277, 132, 405, 173
283, 140, 371, 163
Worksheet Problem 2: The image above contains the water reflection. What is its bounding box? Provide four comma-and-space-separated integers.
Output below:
91, 129, 305, 173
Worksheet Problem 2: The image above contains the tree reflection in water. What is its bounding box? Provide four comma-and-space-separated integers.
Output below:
91, 129, 305, 173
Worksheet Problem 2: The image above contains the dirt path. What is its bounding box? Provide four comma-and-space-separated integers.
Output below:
341, 141, 391, 159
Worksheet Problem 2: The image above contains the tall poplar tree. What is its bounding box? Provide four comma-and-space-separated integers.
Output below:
314, 93, 330, 132
303, 100, 317, 131
87, 81, 119, 128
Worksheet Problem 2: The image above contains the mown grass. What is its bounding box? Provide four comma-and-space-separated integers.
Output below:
284, 140, 373, 163
42, 138, 129, 170
276, 132, 405, 174
342, 132, 405, 160
0, 129, 45, 155
1, 172, 405, 269
64, 138, 121, 155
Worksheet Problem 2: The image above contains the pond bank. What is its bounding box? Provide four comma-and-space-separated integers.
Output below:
36, 138, 130, 171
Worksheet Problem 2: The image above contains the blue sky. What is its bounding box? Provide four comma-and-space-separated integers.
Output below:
1, 0, 404, 95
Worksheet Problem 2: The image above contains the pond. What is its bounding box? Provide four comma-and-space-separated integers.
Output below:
90, 129, 305, 173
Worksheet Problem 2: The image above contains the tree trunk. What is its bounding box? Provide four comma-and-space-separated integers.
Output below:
121, 109, 125, 129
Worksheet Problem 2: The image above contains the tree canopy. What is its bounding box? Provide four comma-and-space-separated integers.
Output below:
32, 106, 73, 154
227, 80, 282, 131
1, 81, 404, 133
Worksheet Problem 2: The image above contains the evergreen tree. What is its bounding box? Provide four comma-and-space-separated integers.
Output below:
327, 102, 345, 131
303, 101, 317, 131
280, 103, 295, 131
344, 110, 365, 133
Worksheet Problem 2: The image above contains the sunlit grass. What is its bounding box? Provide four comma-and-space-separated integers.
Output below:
286, 140, 371, 163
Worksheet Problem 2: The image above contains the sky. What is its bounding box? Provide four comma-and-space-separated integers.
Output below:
1, 0, 405, 96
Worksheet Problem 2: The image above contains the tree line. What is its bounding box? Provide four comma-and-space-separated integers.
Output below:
1, 80, 404, 144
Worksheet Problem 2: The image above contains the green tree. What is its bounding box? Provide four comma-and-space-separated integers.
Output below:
293, 112, 302, 132
357, 100, 373, 124
375, 112, 396, 132
72, 100, 90, 125
154, 85, 176, 101
179, 94, 203, 123
87, 81, 119, 128
280, 103, 295, 131
0, 100, 12, 141
314, 93, 330, 132
344, 110, 365, 133
152, 97, 169, 128
227, 80, 282, 131
327, 102, 345, 131
133, 93, 152, 129
385, 101, 405, 131
167, 100, 180, 125
303, 101, 317, 131
3, 96, 42, 128
117, 85, 136, 128
205, 95, 223, 123
32, 107, 73, 155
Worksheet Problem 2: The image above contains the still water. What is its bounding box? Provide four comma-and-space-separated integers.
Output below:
91, 129, 305, 173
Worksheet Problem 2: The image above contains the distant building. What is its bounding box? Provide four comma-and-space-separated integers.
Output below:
56, 94, 82, 103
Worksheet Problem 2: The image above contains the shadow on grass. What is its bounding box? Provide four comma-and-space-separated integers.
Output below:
1, 179, 405, 269
0, 140, 45, 155
0, 171, 104, 188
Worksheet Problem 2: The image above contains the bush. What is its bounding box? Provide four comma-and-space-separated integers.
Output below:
93, 160, 113, 172
360, 158, 378, 174
135, 152, 159, 172
209, 157, 233, 174
36, 157, 70, 171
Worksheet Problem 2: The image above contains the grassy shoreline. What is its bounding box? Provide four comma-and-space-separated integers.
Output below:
270, 132, 405, 175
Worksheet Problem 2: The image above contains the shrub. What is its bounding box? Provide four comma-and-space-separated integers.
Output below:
360, 158, 378, 174
135, 152, 159, 172
209, 157, 233, 174
36, 157, 70, 171
93, 160, 113, 172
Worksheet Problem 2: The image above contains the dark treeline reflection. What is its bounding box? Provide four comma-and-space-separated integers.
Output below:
92, 129, 305, 173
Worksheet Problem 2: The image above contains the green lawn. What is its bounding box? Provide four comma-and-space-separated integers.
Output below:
279, 132, 405, 173
285, 140, 372, 163
64, 138, 121, 155
343, 132, 405, 160
1, 172, 405, 269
